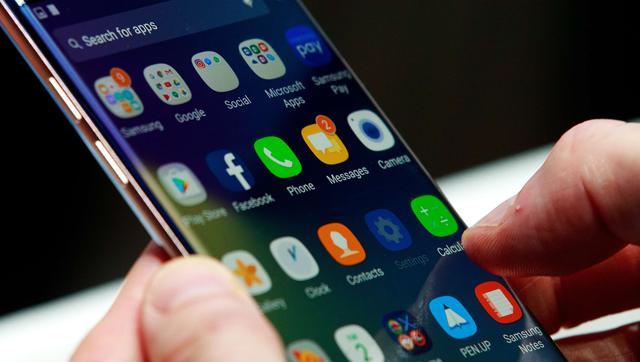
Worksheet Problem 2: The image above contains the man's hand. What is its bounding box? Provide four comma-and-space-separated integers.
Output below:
72, 245, 284, 362
463, 119, 640, 360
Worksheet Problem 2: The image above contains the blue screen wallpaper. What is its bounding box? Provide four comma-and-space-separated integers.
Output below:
26, 0, 565, 360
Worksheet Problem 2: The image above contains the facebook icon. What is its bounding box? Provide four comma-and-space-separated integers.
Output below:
206, 150, 255, 192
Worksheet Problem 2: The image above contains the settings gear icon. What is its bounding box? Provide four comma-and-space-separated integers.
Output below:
374, 217, 404, 244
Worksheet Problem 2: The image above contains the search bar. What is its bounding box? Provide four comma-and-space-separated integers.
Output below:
53, 0, 269, 62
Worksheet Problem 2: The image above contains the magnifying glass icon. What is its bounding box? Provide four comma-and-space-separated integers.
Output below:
67, 38, 83, 49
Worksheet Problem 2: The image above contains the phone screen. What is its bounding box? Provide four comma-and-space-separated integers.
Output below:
21, 0, 564, 360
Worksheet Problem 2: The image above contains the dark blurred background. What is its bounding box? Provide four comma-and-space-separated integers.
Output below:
2, 0, 638, 315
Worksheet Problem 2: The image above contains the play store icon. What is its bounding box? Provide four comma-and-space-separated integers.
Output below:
429, 296, 478, 339
172, 177, 189, 193
157, 163, 207, 207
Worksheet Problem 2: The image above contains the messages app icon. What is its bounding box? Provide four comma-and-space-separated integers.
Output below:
301, 124, 349, 165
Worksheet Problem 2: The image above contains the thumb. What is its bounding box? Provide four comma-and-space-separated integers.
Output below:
141, 256, 284, 362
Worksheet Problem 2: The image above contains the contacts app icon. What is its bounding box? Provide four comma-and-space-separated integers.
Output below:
317, 223, 366, 266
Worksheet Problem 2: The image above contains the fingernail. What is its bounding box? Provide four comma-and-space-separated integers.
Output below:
474, 195, 516, 227
149, 259, 244, 313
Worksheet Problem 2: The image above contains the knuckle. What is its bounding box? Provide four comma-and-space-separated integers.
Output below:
552, 119, 640, 243
556, 119, 617, 155
553, 120, 625, 179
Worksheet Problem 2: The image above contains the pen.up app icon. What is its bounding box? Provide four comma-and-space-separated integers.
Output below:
285, 25, 333, 67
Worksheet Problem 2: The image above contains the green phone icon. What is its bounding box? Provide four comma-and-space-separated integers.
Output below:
254, 136, 302, 179
411, 195, 459, 237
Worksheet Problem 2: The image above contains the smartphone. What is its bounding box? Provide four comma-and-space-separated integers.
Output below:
1, 1, 565, 360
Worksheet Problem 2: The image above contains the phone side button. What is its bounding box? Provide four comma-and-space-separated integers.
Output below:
48, 77, 82, 122
95, 141, 129, 185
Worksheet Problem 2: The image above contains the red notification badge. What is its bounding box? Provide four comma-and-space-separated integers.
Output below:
110, 67, 132, 88
315, 114, 336, 134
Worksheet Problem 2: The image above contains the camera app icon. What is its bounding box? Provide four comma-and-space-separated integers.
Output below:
348, 109, 395, 152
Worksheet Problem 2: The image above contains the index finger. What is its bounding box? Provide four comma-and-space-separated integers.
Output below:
463, 120, 640, 276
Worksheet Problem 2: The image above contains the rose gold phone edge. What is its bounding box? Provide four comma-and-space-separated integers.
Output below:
1, 0, 187, 258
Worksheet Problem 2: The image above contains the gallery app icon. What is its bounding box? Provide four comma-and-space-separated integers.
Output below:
254, 136, 302, 179
157, 163, 207, 207
221, 250, 272, 296
429, 296, 478, 339
191, 51, 239, 92
286, 340, 331, 362
94, 67, 143, 118
143, 63, 191, 105
365, 209, 412, 251
475, 281, 523, 324
382, 311, 430, 355
270, 237, 319, 281
348, 110, 395, 152
285, 25, 333, 67
239, 39, 286, 80
301, 124, 349, 165
334, 325, 384, 362
411, 195, 459, 237
317, 223, 365, 266
206, 150, 255, 192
